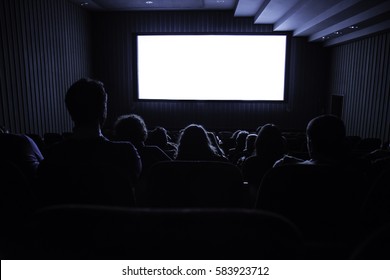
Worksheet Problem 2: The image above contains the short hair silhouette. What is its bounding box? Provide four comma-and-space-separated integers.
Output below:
306, 114, 346, 161
114, 114, 148, 145
146, 126, 178, 159
65, 78, 107, 126
147, 126, 169, 145
36, 78, 141, 208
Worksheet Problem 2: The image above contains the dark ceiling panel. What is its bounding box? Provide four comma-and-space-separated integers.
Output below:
68, 0, 390, 45
274, 0, 342, 31
93, 0, 205, 10
323, 13, 390, 46
293, 0, 365, 36
234, 0, 266, 17
309, 1, 390, 41
254, 0, 301, 24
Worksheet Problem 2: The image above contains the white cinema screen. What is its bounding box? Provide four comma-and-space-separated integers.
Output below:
135, 34, 288, 101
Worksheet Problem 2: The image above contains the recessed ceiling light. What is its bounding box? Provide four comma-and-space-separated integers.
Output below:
80, 2, 89, 6
145, 1, 154, 4
349, 25, 359, 29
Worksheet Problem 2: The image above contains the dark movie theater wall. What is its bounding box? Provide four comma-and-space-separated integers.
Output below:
330, 31, 390, 144
0, 0, 91, 135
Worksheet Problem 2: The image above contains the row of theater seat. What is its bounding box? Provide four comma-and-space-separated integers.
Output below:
28, 131, 386, 156
2, 158, 390, 259
4, 204, 390, 260
16, 205, 304, 260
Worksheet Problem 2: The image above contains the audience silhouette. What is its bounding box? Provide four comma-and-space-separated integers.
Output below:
114, 114, 172, 170
0, 126, 44, 183
242, 124, 287, 188
254, 115, 372, 254
175, 124, 228, 161
220, 129, 240, 154
228, 130, 250, 164
36, 78, 141, 207
236, 133, 257, 167
146, 126, 178, 158
4, 104, 389, 260
278, 114, 370, 194
274, 114, 367, 168
207, 131, 226, 158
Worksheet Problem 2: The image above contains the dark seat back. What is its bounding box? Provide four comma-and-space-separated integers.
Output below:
141, 160, 246, 208
256, 164, 366, 243
361, 161, 390, 230
350, 222, 390, 260
36, 161, 135, 208
0, 160, 35, 257
23, 205, 303, 260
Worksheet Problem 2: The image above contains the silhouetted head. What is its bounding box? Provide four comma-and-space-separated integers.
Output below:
231, 130, 242, 140
175, 124, 217, 159
255, 123, 287, 160
114, 114, 148, 146
255, 125, 263, 134
235, 130, 250, 150
244, 133, 257, 152
0, 125, 9, 134
147, 126, 169, 146
306, 114, 346, 161
65, 78, 107, 127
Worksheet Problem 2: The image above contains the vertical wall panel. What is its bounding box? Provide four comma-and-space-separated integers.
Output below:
330, 31, 390, 143
0, 0, 91, 135
92, 11, 330, 132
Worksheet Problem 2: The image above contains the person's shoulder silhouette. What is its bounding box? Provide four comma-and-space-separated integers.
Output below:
114, 114, 171, 172
44, 78, 141, 177
0, 129, 44, 182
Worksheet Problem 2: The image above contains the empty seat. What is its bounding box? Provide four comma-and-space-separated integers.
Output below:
22, 205, 303, 260
140, 160, 248, 208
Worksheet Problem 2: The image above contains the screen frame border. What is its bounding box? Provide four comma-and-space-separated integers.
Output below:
132, 32, 292, 103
